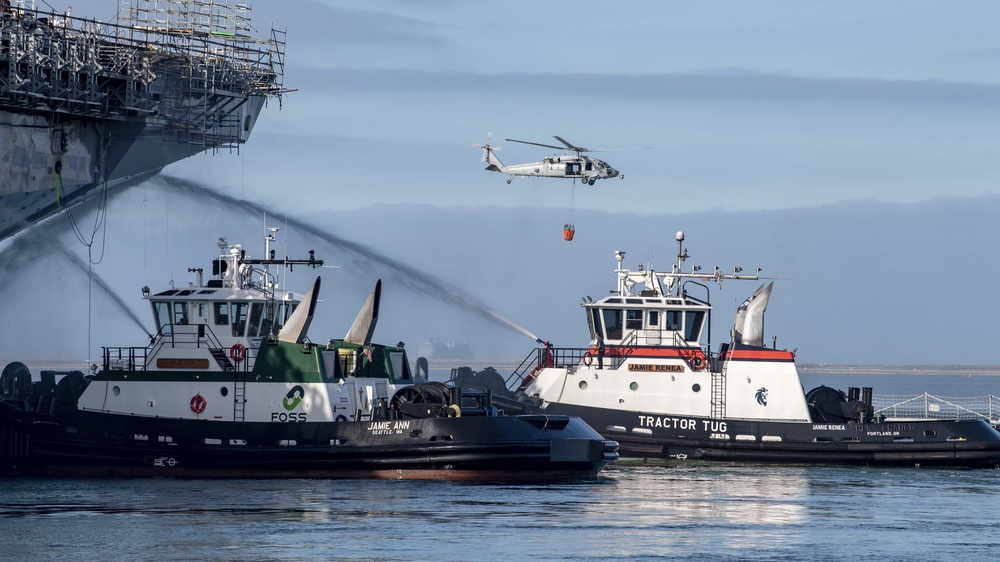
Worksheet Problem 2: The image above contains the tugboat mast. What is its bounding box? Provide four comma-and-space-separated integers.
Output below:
614, 231, 762, 299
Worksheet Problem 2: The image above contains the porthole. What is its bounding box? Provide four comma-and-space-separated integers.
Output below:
112, 385, 121, 396
692, 383, 701, 393
579, 381, 588, 390
220, 386, 229, 397
924, 430, 936, 437
629, 382, 639, 391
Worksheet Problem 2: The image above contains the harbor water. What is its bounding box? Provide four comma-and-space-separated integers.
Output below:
1, 372, 999, 561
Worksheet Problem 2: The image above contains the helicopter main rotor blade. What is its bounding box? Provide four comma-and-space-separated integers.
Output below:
505, 138, 566, 151
553, 136, 588, 152
585, 146, 653, 152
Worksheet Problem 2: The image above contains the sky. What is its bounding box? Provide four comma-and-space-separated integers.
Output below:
6, 0, 1000, 366
57, 0, 1000, 212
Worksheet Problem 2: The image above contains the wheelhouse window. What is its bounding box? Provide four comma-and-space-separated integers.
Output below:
587, 308, 599, 339
213, 302, 229, 327
273, 302, 296, 333
231, 302, 249, 337
684, 311, 706, 342
602, 309, 623, 340
648, 310, 659, 328
626, 309, 642, 331
153, 301, 172, 335
665, 310, 681, 331
173, 302, 189, 325
261, 301, 277, 336
247, 303, 265, 337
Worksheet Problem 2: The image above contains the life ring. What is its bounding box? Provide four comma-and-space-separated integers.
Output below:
230, 343, 247, 363
190, 394, 207, 414
689, 356, 705, 371
582, 354, 593, 367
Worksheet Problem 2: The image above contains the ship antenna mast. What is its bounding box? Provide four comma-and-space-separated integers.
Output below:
673, 231, 689, 296
264, 226, 279, 289
615, 250, 626, 296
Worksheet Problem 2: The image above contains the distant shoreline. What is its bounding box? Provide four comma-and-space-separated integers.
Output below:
423, 360, 1000, 376
7, 359, 1000, 377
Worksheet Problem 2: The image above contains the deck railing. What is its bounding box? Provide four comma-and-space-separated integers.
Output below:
102, 323, 251, 371
874, 393, 1000, 426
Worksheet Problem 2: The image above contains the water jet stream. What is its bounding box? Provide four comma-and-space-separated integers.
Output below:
0, 233, 152, 337
152, 175, 540, 342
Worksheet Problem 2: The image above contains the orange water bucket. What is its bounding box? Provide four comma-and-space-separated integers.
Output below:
563, 224, 575, 241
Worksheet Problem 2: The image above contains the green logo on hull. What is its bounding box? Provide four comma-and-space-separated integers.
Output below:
283, 385, 305, 410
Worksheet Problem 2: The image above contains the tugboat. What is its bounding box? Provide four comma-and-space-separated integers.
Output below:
453, 231, 1000, 468
0, 232, 618, 479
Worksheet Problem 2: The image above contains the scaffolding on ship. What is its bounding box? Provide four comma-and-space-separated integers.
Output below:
0, 0, 287, 151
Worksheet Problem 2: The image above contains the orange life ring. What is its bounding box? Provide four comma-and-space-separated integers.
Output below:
689, 356, 705, 371
230, 343, 247, 363
190, 394, 207, 414
582, 353, 593, 367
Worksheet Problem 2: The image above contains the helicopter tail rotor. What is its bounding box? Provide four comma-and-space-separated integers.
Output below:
473, 133, 507, 173
473, 132, 502, 161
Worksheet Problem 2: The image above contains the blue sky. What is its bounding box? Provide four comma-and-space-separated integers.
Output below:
11, 1, 1000, 365
61, 0, 999, 213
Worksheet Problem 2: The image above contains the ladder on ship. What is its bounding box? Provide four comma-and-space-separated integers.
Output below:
711, 358, 727, 419
233, 374, 246, 422
209, 348, 236, 371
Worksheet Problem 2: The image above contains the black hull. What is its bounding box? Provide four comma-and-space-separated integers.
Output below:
0, 406, 618, 480
492, 397, 1000, 468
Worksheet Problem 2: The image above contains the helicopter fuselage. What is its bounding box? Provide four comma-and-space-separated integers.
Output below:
477, 135, 628, 186
491, 154, 621, 185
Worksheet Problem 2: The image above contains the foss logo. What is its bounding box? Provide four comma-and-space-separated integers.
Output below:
273, 385, 307, 422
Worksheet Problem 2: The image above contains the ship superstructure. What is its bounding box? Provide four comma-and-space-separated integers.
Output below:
0, 232, 618, 479
0, 0, 286, 240
453, 232, 1000, 468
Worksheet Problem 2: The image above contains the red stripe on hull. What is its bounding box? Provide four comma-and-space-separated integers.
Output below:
721, 349, 794, 361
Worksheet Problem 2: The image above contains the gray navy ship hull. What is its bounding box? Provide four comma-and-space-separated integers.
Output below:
0, 3, 281, 241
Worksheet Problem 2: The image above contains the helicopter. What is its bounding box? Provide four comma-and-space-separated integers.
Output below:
474, 134, 628, 186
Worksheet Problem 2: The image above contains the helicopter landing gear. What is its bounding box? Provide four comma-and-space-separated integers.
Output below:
506, 178, 512, 184
587, 179, 596, 186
